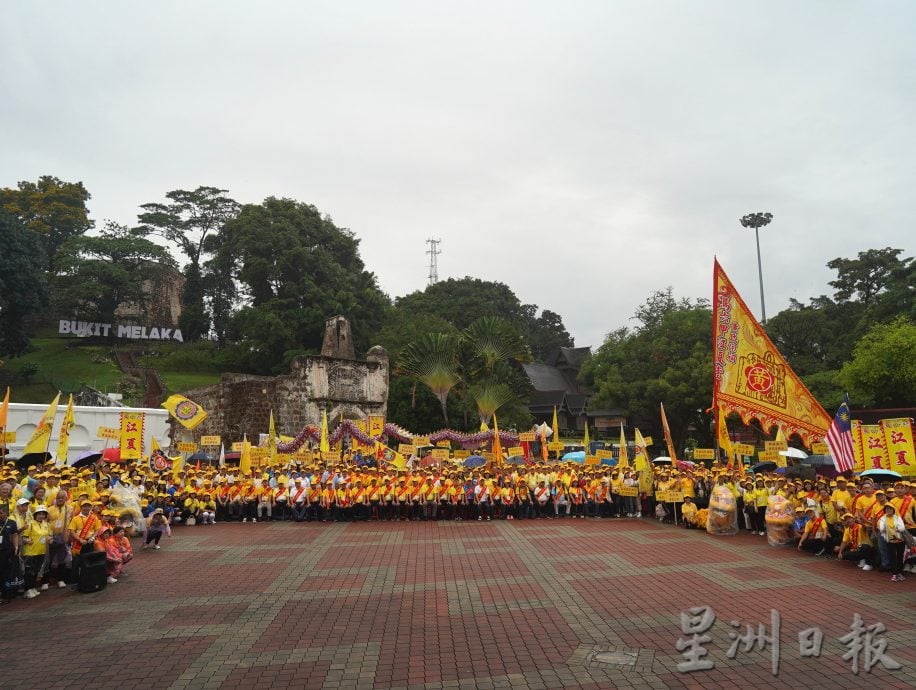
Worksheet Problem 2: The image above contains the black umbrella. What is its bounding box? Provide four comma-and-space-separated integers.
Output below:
70, 450, 103, 468
188, 451, 213, 464
15, 451, 53, 469
751, 461, 776, 473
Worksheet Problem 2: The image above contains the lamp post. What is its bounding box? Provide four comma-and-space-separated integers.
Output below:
739, 212, 773, 325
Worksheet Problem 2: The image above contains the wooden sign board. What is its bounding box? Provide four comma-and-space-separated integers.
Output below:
693, 448, 716, 460
97, 426, 119, 440
413, 436, 431, 447
758, 449, 779, 462
323, 451, 342, 462
657, 489, 684, 503
431, 448, 450, 460
596, 449, 613, 459
436, 440, 451, 448
585, 456, 600, 466
765, 440, 788, 453
548, 442, 564, 451
811, 442, 828, 455
619, 486, 639, 497
398, 444, 415, 455
508, 446, 524, 457
734, 443, 756, 457
518, 432, 536, 442
454, 450, 470, 459
177, 442, 197, 453
1, 431, 16, 443
200, 435, 221, 447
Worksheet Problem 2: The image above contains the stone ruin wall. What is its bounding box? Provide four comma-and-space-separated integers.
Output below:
170, 348, 389, 446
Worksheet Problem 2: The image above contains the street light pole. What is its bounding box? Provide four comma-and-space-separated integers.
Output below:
739, 212, 773, 325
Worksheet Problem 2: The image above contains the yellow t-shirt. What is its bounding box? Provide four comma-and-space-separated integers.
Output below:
831, 489, 852, 511
21, 520, 50, 557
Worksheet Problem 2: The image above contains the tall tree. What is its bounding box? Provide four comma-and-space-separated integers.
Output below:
840, 317, 916, 407
215, 197, 389, 370
56, 221, 177, 324
827, 247, 910, 305
0, 211, 48, 355
580, 291, 712, 450
138, 186, 240, 340
0, 175, 93, 273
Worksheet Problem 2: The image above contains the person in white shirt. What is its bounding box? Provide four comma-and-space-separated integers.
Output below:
877, 504, 908, 582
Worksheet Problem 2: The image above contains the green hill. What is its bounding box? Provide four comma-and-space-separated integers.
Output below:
2, 336, 221, 404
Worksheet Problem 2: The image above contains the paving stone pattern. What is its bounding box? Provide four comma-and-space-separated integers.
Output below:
1, 519, 913, 689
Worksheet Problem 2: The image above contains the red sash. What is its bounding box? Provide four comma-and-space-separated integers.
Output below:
229, 486, 241, 500
535, 487, 548, 501
899, 495, 913, 521
849, 524, 861, 550
809, 516, 825, 537
411, 487, 423, 501
353, 488, 365, 503
71, 513, 99, 555
292, 487, 306, 503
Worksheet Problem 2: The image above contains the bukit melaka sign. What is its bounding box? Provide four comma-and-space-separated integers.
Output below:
59, 319, 184, 342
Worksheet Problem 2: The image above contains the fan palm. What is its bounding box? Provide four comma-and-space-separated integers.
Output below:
397, 333, 461, 424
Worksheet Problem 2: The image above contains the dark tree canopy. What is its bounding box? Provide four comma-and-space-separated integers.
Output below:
215, 197, 390, 372
0, 175, 93, 273
580, 291, 712, 450
395, 277, 573, 360
0, 211, 49, 356
56, 221, 176, 324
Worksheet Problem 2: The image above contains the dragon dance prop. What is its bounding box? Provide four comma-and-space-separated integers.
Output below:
276, 419, 519, 454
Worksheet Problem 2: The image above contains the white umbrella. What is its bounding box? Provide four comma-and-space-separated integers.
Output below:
779, 447, 808, 459
653, 456, 673, 464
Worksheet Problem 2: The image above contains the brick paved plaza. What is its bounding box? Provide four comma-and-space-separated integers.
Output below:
2, 519, 913, 689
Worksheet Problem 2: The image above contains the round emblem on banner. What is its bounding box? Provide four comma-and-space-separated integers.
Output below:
151, 451, 170, 471
174, 400, 199, 421
744, 364, 773, 393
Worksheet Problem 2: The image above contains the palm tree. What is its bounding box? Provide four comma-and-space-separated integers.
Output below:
397, 333, 461, 425
462, 317, 532, 424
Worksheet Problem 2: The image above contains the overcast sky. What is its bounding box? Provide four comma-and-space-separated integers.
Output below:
2, 1, 914, 349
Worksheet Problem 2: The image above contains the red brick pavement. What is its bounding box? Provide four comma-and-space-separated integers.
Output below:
0, 518, 913, 689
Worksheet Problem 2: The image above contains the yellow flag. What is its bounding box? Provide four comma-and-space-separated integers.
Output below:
0, 386, 9, 446
583, 419, 590, 452
618, 423, 629, 469
491, 412, 503, 465
551, 406, 560, 458
718, 405, 735, 468
268, 411, 277, 463
633, 428, 650, 471
319, 411, 330, 453
713, 260, 831, 446
660, 402, 678, 462
56, 394, 75, 465
161, 394, 208, 430
375, 441, 406, 469
23, 392, 61, 455
239, 435, 252, 475
480, 420, 489, 432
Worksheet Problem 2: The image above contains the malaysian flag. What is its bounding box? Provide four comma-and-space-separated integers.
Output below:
825, 394, 856, 472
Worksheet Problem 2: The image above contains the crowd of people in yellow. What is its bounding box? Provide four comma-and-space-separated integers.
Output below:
1, 457, 914, 605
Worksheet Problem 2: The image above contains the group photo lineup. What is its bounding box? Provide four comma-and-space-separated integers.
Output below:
1, 2, 914, 689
